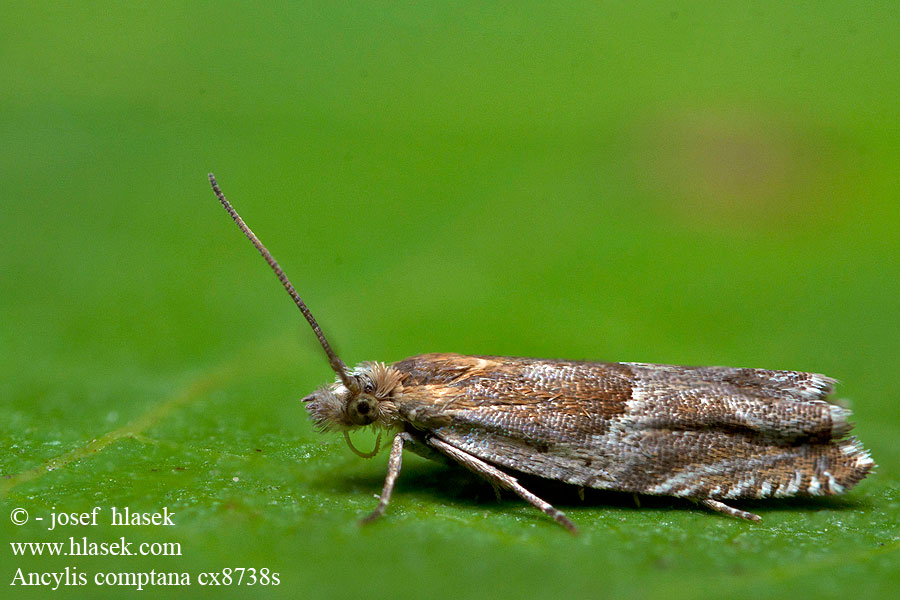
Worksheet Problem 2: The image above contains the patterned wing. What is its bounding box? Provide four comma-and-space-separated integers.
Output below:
391, 353, 873, 499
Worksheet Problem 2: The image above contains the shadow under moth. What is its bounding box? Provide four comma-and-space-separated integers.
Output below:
208, 173, 873, 533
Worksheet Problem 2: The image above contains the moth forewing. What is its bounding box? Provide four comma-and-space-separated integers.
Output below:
209, 174, 874, 534
391, 354, 873, 511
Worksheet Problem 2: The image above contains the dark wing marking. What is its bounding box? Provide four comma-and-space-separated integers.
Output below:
391, 353, 873, 499
619, 362, 850, 442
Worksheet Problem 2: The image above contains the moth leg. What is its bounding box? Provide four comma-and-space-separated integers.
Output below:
490, 482, 503, 503
427, 436, 578, 535
360, 432, 411, 525
700, 499, 762, 522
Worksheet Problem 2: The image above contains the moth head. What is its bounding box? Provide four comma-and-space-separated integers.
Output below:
208, 177, 403, 456
303, 362, 403, 433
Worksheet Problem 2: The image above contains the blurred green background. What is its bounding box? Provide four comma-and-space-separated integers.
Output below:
2, 2, 898, 599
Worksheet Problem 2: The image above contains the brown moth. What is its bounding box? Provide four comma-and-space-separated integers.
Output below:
208, 174, 874, 533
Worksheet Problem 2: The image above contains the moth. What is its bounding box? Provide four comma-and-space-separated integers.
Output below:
208, 174, 874, 533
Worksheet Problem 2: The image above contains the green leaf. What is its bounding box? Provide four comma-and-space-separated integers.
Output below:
2, 3, 898, 599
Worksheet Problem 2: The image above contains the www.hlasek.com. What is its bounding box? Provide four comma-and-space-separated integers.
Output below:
9, 506, 280, 590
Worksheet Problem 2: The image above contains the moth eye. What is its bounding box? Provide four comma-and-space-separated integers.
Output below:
347, 396, 376, 426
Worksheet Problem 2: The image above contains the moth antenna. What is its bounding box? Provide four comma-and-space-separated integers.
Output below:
208, 173, 357, 392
